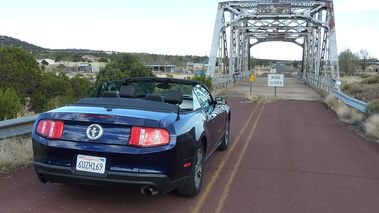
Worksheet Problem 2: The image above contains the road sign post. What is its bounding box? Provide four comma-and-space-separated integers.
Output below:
249, 74, 255, 94
268, 74, 284, 98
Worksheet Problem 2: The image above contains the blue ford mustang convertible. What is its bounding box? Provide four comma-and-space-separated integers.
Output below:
32, 77, 230, 197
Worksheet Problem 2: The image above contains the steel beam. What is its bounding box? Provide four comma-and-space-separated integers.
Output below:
208, 0, 341, 90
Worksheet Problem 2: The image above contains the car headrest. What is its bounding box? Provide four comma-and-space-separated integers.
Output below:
119, 86, 136, 98
165, 90, 183, 105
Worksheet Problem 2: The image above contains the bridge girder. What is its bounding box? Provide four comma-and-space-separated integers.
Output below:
208, 0, 340, 90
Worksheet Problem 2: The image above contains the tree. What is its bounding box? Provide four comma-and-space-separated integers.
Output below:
70, 75, 92, 99
191, 73, 213, 91
30, 72, 92, 113
338, 49, 359, 75
96, 54, 155, 85
72, 52, 83, 62
57, 63, 65, 69
0, 46, 41, 96
251, 57, 258, 69
357, 49, 372, 72
98, 57, 109, 62
41, 59, 49, 65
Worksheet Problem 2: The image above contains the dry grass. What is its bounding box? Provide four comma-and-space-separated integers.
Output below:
324, 94, 365, 124
365, 114, 379, 141
0, 136, 33, 175
340, 76, 362, 84
335, 103, 365, 124
245, 93, 279, 103
324, 94, 339, 111
324, 94, 379, 142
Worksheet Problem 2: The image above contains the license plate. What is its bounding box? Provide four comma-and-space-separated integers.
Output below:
76, 154, 106, 174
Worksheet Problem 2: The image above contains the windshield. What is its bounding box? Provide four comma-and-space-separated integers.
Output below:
89, 78, 203, 111
126, 81, 193, 98
91, 79, 195, 98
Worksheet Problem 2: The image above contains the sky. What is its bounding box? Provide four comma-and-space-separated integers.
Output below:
1, 0, 378, 60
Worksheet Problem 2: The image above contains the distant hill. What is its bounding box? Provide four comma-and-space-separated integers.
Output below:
0, 35, 289, 67
0, 35, 46, 53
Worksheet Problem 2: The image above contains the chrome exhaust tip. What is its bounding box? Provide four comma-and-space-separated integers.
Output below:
141, 186, 159, 195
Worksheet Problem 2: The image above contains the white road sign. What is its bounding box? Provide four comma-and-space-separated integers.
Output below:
268, 74, 284, 87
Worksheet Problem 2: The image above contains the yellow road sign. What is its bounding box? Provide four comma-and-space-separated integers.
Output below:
250, 74, 255, 82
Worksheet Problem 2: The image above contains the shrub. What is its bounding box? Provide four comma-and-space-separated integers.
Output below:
343, 83, 379, 103
166, 73, 174, 78
0, 88, 23, 120
341, 83, 352, 91
358, 74, 372, 79
324, 94, 339, 110
361, 76, 379, 84
342, 83, 364, 95
354, 85, 379, 102
365, 114, 379, 140
335, 101, 365, 124
98, 57, 109, 62
46, 95, 76, 111
368, 100, 379, 114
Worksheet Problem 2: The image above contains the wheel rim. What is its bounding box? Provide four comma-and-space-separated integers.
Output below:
194, 148, 203, 188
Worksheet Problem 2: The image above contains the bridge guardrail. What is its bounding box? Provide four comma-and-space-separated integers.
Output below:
304, 72, 334, 91
212, 71, 250, 90
0, 115, 38, 140
331, 89, 368, 113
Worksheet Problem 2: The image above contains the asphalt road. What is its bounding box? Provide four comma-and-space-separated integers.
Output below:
217, 76, 322, 100
2, 77, 379, 212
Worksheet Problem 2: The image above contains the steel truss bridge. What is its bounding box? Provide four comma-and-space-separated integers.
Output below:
207, 0, 341, 91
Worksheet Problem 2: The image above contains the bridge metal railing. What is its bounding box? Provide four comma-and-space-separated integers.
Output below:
212, 71, 251, 90
303, 72, 334, 92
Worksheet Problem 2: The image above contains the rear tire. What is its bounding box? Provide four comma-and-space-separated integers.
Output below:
177, 143, 204, 197
218, 115, 230, 151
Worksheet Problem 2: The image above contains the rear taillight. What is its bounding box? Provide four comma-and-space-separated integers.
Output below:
129, 127, 170, 147
36, 120, 64, 139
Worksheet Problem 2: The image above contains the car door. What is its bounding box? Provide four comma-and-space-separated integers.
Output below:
193, 85, 225, 151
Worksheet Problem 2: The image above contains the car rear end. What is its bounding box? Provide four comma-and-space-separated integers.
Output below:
32, 104, 193, 194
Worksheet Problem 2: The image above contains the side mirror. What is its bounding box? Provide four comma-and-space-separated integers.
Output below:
215, 97, 227, 105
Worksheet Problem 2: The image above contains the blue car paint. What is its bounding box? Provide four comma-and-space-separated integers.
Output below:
32, 77, 230, 195
33, 107, 205, 181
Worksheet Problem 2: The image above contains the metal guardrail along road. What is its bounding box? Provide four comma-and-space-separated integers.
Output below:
331, 89, 368, 113
0, 115, 38, 140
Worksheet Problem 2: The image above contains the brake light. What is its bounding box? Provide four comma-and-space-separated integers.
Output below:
129, 127, 170, 147
36, 120, 64, 139
79, 114, 116, 119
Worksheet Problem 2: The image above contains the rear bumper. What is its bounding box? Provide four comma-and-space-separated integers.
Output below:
33, 161, 187, 194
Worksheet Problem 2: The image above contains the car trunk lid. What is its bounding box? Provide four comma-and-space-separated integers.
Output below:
42, 105, 175, 145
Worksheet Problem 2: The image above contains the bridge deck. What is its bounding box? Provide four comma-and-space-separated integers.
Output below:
219, 76, 321, 100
